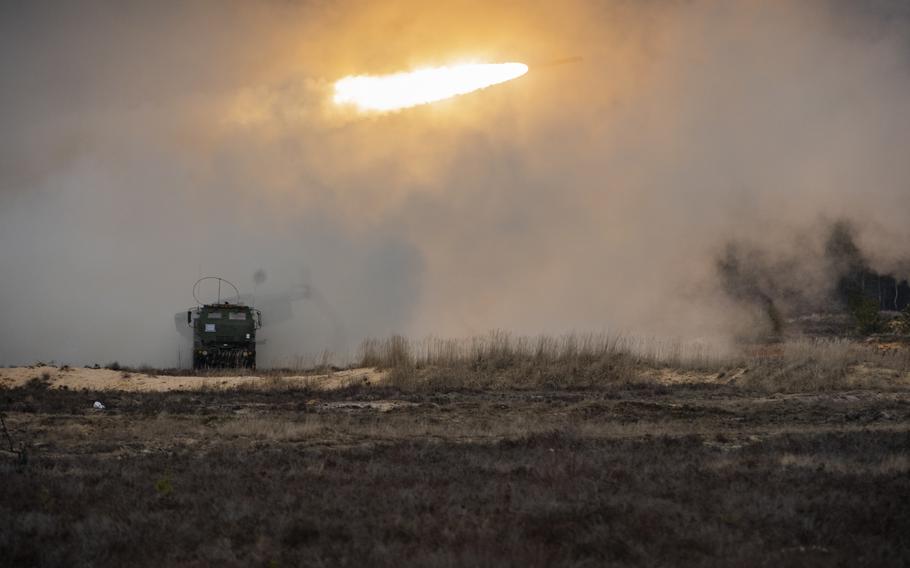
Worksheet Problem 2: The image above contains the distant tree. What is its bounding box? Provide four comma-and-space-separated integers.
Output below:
896, 306, 910, 335
848, 291, 883, 335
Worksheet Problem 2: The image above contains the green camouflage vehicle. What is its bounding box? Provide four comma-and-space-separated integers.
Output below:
181, 277, 262, 370
188, 302, 262, 369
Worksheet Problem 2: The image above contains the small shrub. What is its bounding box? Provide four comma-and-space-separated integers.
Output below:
848, 294, 883, 335
154, 474, 173, 496
895, 306, 910, 335
137, 365, 157, 377
25, 373, 52, 390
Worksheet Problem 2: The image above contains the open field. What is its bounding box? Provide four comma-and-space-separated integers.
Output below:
2, 336, 910, 566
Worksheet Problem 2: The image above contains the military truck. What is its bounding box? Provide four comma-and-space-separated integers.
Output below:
183, 277, 262, 370
188, 302, 262, 369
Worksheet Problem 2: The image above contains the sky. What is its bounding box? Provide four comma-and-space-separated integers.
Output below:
2, 0, 909, 367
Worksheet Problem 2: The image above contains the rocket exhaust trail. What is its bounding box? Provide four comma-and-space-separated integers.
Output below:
334, 62, 528, 112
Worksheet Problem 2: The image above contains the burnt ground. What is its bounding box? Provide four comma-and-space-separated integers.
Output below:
2, 382, 909, 567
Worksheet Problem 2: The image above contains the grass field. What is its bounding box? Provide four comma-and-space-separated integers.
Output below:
2, 335, 910, 566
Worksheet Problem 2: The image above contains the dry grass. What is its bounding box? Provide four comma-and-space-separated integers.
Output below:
215, 415, 326, 441
3, 332, 909, 565
2, 382, 909, 567
742, 338, 910, 392
357, 332, 910, 393
10, 334, 910, 397
359, 331, 738, 390
778, 452, 910, 475
362, 331, 737, 370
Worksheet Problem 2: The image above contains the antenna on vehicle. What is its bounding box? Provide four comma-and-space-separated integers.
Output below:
193, 276, 240, 306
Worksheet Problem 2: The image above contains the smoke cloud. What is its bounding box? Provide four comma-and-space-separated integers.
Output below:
2, 0, 910, 366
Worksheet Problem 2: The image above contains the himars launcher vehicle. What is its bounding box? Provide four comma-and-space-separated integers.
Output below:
175, 271, 340, 370
183, 277, 262, 370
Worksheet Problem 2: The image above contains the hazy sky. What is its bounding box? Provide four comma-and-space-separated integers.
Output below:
2, 0, 909, 366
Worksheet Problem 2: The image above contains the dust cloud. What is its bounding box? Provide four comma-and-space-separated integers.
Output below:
1, 1, 909, 366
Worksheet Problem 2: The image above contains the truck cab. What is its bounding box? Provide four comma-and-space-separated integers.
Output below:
188, 302, 262, 369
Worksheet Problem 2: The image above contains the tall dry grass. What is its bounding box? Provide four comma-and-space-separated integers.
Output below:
742, 337, 910, 392
359, 331, 739, 390
359, 332, 910, 392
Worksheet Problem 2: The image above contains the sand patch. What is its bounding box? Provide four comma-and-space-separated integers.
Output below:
0, 366, 386, 392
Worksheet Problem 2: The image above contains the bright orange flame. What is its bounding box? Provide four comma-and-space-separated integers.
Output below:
334, 62, 528, 112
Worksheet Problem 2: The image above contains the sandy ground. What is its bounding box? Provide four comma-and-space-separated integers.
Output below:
2, 361, 904, 392
1, 364, 735, 392
640, 367, 746, 385
0, 365, 387, 392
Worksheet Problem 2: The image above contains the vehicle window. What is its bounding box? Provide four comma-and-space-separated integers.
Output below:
229, 312, 247, 320
205, 324, 216, 332
207, 312, 222, 319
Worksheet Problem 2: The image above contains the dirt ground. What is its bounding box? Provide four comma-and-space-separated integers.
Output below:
0, 365, 387, 392
2, 370, 909, 566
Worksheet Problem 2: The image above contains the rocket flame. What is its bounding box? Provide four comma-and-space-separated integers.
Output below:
333, 62, 528, 112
